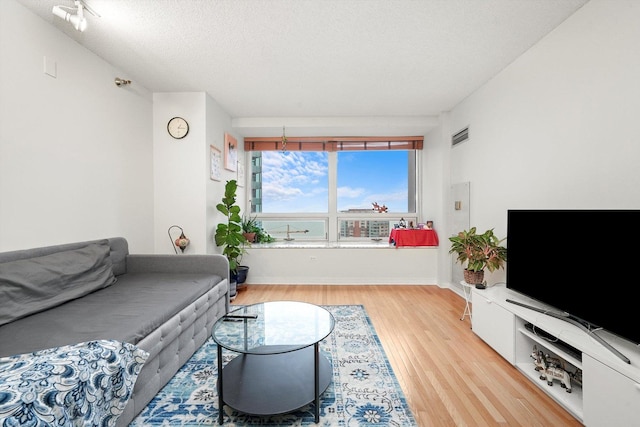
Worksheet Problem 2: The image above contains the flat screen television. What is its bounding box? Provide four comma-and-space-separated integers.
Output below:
506, 209, 639, 348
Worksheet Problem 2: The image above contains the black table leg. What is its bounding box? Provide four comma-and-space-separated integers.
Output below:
314, 342, 320, 423
217, 344, 224, 424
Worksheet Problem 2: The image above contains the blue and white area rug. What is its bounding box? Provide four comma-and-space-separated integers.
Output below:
130, 304, 417, 426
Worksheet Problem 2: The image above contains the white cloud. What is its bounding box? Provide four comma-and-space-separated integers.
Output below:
262, 152, 328, 205
337, 186, 365, 198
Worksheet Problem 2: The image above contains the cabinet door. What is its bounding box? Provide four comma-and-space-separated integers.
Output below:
583, 354, 640, 427
472, 288, 515, 364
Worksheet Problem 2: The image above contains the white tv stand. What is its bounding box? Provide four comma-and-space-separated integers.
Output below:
471, 284, 640, 426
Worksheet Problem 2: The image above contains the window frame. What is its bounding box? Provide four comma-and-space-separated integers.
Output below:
245, 136, 423, 243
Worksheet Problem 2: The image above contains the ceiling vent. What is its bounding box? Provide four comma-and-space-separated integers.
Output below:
452, 127, 469, 146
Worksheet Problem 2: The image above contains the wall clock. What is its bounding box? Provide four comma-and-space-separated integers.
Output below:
167, 117, 189, 139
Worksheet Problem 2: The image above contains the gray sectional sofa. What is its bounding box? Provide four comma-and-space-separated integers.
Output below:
0, 237, 230, 426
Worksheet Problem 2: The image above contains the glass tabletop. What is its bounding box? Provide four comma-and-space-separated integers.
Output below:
212, 301, 335, 355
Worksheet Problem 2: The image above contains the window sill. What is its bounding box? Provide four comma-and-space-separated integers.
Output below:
250, 241, 437, 249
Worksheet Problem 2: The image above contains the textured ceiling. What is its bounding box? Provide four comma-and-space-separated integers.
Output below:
15, 0, 589, 136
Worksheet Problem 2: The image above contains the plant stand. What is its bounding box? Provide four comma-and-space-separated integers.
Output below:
460, 281, 473, 324
229, 281, 237, 300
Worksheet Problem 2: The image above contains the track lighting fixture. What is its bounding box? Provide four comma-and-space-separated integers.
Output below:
115, 77, 132, 86
52, 1, 94, 32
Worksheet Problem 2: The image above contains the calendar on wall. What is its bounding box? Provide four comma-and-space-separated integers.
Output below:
210, 145, 221, 181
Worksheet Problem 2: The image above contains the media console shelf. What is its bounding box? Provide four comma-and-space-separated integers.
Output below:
516, 323, 583, 419
471, 284, 640, 426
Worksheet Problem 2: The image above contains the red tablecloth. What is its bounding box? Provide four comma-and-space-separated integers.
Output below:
389, 229, 439, 247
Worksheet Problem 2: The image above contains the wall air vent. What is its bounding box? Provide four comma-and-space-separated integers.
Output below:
452, 126, 469, 146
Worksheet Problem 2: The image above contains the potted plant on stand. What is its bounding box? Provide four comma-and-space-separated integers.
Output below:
449, 227, 507, 288
214, 179, 248, 298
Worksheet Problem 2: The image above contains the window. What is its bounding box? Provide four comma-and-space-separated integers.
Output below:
246, 136, 422, 242
337, 150, 412, 213
253, 151, 329, 213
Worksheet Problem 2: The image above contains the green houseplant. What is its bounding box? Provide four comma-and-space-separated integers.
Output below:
255, 227, 276, 243
241, 215, 259, 243
449, 227, 507, 286
214, 180, 247, 293
242, 214, 276, 244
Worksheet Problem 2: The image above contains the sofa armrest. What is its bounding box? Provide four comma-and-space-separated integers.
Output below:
125, 254, 229, 278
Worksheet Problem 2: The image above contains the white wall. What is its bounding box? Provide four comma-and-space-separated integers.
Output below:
243, 246, 438, 285
0, 0, 155, 252
152, 92, 207, 254
446, 0, 640, 287
421, 115, 451, 287
151, 92, 243, 255
206, 96, 245, 254
7, 0, 635, 289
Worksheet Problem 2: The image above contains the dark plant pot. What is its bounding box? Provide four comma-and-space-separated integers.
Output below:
243, 232, 256, 243
235, 265, 250, 285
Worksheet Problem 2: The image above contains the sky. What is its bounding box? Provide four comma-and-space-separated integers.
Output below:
260, 150, 409, 213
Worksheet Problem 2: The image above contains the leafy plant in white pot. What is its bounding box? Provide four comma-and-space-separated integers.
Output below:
448, 227, 507, 288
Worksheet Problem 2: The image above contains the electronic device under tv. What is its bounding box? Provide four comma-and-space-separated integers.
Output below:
506, 209, 639, 364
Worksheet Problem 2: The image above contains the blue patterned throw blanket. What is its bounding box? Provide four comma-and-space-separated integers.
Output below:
131, 304, 417, 426
0, 339, 148, 427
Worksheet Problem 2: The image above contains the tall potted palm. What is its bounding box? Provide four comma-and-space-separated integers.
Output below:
214, 180, 247, 297
449, 227, 507, 287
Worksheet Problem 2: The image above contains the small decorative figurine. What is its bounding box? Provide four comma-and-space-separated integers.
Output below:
372, 202, 388, 213
530, 346, 573, 393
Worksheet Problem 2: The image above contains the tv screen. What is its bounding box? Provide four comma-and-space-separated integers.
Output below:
506, 209, 639, 345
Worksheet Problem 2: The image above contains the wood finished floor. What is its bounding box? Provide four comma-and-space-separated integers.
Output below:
232, 285, 583, 427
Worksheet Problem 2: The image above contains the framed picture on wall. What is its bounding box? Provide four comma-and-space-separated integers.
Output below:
224, 133, 237, 171
210, 145, 221, 181
237, 158, 245, 187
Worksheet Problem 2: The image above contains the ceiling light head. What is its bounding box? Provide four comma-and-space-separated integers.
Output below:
52, 1, 87, 32
114, 77, 132, 86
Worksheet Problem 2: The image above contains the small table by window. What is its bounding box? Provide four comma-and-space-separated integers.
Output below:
389, 228, 439, 247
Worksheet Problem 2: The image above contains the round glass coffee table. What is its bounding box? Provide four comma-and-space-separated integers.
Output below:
212, 301, 335, 424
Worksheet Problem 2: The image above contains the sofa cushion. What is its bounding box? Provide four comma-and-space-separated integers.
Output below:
0, 240, 117, 326
0, 272, 223, 357
107, 237, 128, 276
